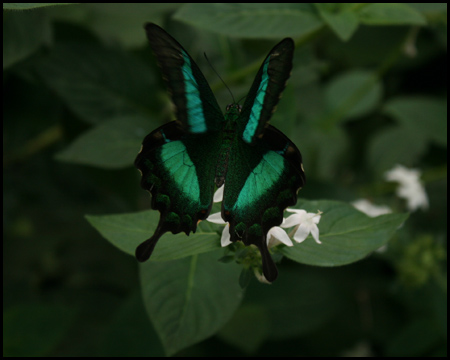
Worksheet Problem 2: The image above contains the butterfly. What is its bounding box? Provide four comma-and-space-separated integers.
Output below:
135, 23, 305, 282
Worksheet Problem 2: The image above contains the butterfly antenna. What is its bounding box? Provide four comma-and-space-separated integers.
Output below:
204, 52, 236, 104
237, 94, 247, 104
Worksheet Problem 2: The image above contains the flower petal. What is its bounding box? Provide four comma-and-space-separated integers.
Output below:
206, 212, 226, 224
312, 214, 321, 224
352, 199, 392, 217
310, 224, 321, 244
384, 164, 429, 212
293, 223, 311, 243
286, 208, 306, 215
221, 225, 232, 247
267, 227, 293, 247
253, 268, 272, 284
213, 184, 224, 203
384, 164, 420, 184
281, 214, 302, 228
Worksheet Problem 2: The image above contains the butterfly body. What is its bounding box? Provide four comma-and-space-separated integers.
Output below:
135, 23, 305, 282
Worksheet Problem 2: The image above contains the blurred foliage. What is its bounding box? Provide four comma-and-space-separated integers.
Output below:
3, 3, 447, 357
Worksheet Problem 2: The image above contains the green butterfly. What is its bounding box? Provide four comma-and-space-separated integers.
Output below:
135, 23, 305, 282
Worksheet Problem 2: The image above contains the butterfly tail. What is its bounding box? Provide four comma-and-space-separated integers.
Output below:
257, 240, 278, 282
135, 223, 166, 262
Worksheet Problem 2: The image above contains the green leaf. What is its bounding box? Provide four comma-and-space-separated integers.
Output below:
324, 69, 383, 123
36, 44, 155, 124
409, 3, 448, 13
174, 3, 323, 39
383, 96, 447, 147
280, 200, 409, 266
56, 116, 150, 169
359, 3, 427, 26
368, 126, 428, 173
3, 3, 73, 10
85, 210, 221, 261
140, 250, 243, 356
315, 3, 359, 41
3, 9, 51, 69
82, 4, 181, 47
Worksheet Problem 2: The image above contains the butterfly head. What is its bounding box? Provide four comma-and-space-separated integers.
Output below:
226, 103, 242, 114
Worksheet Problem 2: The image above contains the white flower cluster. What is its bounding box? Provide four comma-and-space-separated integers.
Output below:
206, 185, 322, 249
351, 199, 392, 217
384, 164, 429, 211
353, 164, 429, 217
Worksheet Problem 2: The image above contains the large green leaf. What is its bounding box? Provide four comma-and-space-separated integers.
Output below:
86, 210, 221, 261
83, 4, 181, 47
140, 250, 243, 356
56, 116, 149, 169
36, 43, 155, 124
314, 3, 360, 41
323, 69, 383, 123
383, 96, 447, 147
368, 125, 428, 173
359, 3, 426, 25
280, 200, 409, 266
3, 10, 50, 69
87, 198, 407, 267
174, 3, 323, 39
3, 3, 72, 10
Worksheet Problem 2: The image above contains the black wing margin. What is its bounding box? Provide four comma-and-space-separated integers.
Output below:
144, 23, 223, 133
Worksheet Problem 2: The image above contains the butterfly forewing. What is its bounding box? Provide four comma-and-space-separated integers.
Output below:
144, 23, 224, 133
239, 38, 295, 144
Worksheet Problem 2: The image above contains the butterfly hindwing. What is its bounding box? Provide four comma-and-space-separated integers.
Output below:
222, 125, 305, 281
144, 23, 224, 133
135, 120, 220, 261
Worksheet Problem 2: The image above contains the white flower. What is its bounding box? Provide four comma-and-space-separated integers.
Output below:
213, 184, 224, 203
220, 225, 231, 247
207, 210, 293, 249
384, 164, 429, 211
208, 184, 294, 248
352, 199, 392, 217
281, 209, 322, 244
253, 268, 272, 284
266, 226, 294, 248
206, 212, 224, 225
206, 212, 231, 247
385, 164, 421, 184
